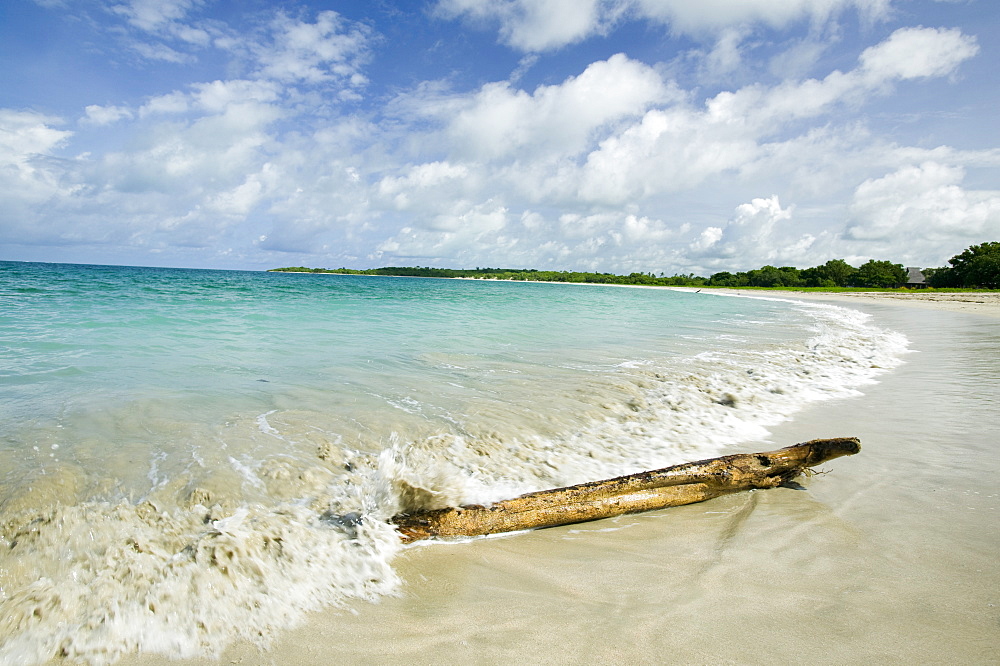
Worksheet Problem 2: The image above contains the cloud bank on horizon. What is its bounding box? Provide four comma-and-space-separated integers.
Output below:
1, 0, 998, 273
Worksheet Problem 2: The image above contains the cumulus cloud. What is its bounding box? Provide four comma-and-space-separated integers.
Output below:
377, 161, 472, 211
701, 27, 750, 79
845, 162, 1000, 261
365, 21, 984, 271
572, 27, 979, 205
138, 91, 189, 117
434, 0, 616, 51
94, 106, 278, 204
375, 200, 511, 260
254, 10, 371, 88
81, 104, 134, 126
440, 54, 673, 161
0, 110, 78, 242
2, 7, 377, 255
109, 0, 215, 63
859, 26, 979, 82
436, 0, 892, 51
206, 164, 278, 218
687, 195, 819, 269
1, 110, 73, 159
188, 79, 282, 114
95, 24, 986, 267
111, 0, 203, 32
632, 0, 891, 34
5, 2, 993, 274
133, 40, 201, 63
372, 205, 695, 271
0, 111, 74, 200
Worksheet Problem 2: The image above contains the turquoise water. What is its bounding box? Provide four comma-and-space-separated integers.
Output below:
0, 261, 909, 664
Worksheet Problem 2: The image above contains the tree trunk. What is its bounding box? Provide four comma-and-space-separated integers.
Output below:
392, 437, 860, 542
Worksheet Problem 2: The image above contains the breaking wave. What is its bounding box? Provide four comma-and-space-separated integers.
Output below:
0, 289, 908, 665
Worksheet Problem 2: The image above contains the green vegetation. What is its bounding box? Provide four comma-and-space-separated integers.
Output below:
925, 242, 1000, 289
854, 260, 908, 289
709, 259, 907, 289
269, 265, 707, 286
269, 241, 1000, 290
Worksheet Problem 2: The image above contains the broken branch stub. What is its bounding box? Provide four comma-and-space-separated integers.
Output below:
392, 437, 860, 542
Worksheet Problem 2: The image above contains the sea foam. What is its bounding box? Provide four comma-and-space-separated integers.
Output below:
0, 267, 910, 664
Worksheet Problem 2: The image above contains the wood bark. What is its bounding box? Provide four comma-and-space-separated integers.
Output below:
392, 437, 860, 542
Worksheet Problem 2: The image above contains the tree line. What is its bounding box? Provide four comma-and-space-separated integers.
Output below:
270, 241, 1000, 290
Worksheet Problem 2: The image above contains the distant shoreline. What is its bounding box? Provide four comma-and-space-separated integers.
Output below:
270, 269, 1000, 316
668, 286, 1000, 317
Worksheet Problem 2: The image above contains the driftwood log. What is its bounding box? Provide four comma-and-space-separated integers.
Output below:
392, 437, 860, 542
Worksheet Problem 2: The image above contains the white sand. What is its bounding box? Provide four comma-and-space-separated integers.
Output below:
737, 289, 1000, 317
119, 291, 1000, 665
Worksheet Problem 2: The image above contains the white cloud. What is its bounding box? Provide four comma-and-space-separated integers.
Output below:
109, 0, 216, 63
768, 37, 828, 79
139, 91, 191, 117
371, 53, 677, 220
691, 226, 723, 252
129, 39, 196, 64
111, 0, 202, 32
3, 75, 288, 250
5, 3, 993, 274
632, 0, 891, 34
377, 161, 472, 211
267, 24, 983, 272
505, 0, 608, 51
1, 110, 73, 159
435, 0, 615, 52
687, 195, 816, 268
436, 0, 892, 51
575, 105, 759, 203
38, 5, 374, 251
846, 162, 1000, 261
572, 27, 978, 205
371, 205, 695, 271
188, 79, 282, 114
859, 26, 979, 82
96, 106, 277, 197
702, 27, 749, 78
206, 164, 277, 217
375, 200, 510, 259
0, 110, 74, 198
81, 104, 134, 126
255, 10, 371, 87
442, 54, 671, 161
0, 110, 78, 241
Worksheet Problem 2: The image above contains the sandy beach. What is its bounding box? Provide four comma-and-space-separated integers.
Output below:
755, 289, 1000, 317
119, 289, 999, 666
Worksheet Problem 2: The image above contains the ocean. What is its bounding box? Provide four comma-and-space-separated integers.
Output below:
0, 261, 909, 664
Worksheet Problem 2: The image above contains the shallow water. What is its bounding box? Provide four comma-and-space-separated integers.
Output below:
0, 262, 910, 664
193, 298, 999, 666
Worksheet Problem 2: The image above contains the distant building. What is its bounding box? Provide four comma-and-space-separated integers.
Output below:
902, 267, 927, 289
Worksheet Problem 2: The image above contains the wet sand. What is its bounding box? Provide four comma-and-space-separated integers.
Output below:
752, 289, 1000, 317
122, 291, 1000, 665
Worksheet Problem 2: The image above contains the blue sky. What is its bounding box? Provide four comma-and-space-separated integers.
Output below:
1, 0, 998, 273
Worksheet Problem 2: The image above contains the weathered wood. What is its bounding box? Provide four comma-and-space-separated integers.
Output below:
392, 437, 860, 542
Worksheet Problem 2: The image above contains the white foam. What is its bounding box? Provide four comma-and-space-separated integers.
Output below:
0, 498, 403, 665
0, 298, 910, 665
255, 410, 281, 437
227, 456, 267, 491
380, 299, 909, 507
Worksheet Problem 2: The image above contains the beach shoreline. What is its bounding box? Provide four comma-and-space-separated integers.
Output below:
114, 285, 1000, 666
462, 274, 1000, 316
686, 287, 1000, 317
277, 270, 1000, 317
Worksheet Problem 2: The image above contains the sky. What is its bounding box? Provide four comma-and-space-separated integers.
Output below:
1, 0, 999, 274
